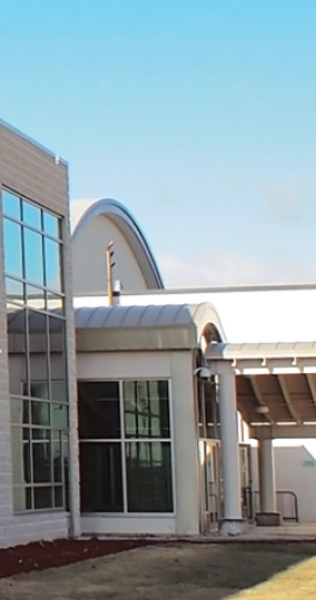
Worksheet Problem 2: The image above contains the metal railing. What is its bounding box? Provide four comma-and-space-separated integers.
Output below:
254, 490, 299, 522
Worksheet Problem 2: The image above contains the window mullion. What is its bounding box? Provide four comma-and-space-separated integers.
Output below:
119, 380, 128, 513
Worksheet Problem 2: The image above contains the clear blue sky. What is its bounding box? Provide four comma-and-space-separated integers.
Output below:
1, 0, 316, 286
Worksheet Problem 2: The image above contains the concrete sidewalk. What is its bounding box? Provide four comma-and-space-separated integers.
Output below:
205, 522, 316, 542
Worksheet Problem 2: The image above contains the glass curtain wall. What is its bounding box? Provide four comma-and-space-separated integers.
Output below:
78, 380, 173, 513
2, 188, 69, 511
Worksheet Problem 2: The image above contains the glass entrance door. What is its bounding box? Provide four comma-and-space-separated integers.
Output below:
240, 443, 253, 520
199, 441, 220, 530
206, 442, 220, 524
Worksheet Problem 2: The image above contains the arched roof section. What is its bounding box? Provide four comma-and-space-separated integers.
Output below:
70, 198, 163, 290
189, 302, 226, 344
74, 302, 226, 352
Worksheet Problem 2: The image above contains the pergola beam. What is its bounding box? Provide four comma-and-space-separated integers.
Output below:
306, 373, 316, 410
250, 424, 316, 439
248, 376, 275, 425
277, 374, 302, 425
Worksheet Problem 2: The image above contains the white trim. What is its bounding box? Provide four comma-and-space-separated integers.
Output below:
80, 514, 176, 536
119, 380, 128, 513
168, 378, 176, 515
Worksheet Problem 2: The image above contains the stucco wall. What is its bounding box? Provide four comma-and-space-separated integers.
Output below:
76, 349, 200, 535
72, 214, 148, 295
251, 444, 316, 523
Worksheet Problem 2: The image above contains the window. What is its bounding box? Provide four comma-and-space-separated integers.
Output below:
197, 378, 220, 440
3, 187, 68, 512
78, 380, 173, 514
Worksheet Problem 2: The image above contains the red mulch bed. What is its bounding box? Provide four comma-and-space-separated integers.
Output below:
0, 538, 153, 579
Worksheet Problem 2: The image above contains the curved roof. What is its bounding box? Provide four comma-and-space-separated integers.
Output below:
75, 302, 226, 352
70, 198, 163, 290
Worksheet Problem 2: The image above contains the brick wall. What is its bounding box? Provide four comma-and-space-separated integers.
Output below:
0, 121, 80, 547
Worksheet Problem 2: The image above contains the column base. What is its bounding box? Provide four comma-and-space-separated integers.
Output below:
255, 512, 281, 526
218, 518, 248, 536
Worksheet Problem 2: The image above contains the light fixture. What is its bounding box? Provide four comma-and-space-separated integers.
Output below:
193, 367, 211, 381
255, 406, 269, 414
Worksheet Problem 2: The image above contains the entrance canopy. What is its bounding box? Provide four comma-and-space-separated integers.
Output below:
206, 342, 316, 438
75, 302, 225, 352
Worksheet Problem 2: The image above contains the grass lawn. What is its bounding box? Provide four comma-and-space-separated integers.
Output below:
0, 543, 315, 600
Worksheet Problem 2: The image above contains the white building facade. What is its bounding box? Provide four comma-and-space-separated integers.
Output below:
1, 122, 316, 549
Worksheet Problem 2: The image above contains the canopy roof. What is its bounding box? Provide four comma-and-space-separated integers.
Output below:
75, 302, 225, 352
206, 341, 316, 434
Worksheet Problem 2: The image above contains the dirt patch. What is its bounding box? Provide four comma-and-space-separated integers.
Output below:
0, 538, 152, 578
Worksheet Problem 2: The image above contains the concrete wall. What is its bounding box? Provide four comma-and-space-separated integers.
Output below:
251, 444, 316, 523
72, 214, 148, 295
76, 349, 201, 535
274, 446, 316, 523
0, 121, 80, 547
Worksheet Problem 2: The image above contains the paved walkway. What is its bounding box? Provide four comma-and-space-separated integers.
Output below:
205, 522, 316, 542
94, 522, 316, 544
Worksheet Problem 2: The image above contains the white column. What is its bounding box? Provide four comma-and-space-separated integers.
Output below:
258, 438, 277, 513
218, 363, 246, 535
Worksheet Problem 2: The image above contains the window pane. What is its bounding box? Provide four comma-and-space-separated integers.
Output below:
149, 380, 169, 399
63, 433, 69, 510
29, 381, 49, 399
50, 381, 67, 402
22, 200, 41, 229
44, 238, 62, 293
80, 442, 123, 512
32, 431, 51, 483
123, 381, 170, 438
52, 431, 62, 482
51, 403, 68, 429
24, 229, 44, 286
26, 285, 45, 310
11, 398, 30, 424
7, 305, 27, 396
78, 381, 120, 439
43, 212, 59, 239
49, 317, 67, 401
54, 486, 63, 508
11, 427, 31, 484
126, 442, 173, 512
13, 487, 32, 512
2, 190, 21, 220
47, 292, 64, 313
34, 486, 53, 509
205, 381, 219, 439
28, 311, 49, 399
3, 219, 23, 278
31, 401, 50, 426
5, 278, 24, 304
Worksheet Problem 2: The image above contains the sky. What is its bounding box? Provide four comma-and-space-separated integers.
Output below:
1, 0, 316, 287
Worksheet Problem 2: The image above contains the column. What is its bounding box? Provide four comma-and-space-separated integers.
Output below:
256, 438, 281, 526
217, 362, 247, 536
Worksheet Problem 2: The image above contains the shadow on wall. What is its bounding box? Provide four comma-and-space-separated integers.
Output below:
252, 444, 316, 523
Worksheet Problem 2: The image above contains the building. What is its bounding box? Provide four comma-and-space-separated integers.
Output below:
0, 121, 80, 547
70, 198, 163, 295
1, 121, 316, 548
72, 202, 316, 536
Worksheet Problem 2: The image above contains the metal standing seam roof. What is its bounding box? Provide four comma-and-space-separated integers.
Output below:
206, 341, 316, 360
75, 302, 226, 352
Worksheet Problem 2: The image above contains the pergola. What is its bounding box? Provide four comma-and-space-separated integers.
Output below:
205, 341, 316, 532
206, 341, 316, 438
